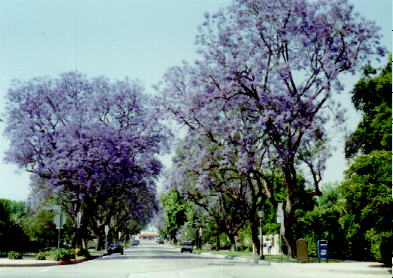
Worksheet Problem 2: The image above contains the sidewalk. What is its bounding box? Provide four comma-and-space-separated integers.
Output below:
0, 258, 59, 267
0, 256, 90, 267
269, 261, 391, 276
192, 248, 391, 276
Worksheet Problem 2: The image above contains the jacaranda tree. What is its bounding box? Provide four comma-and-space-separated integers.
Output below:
4, 72, 169, 247
158, 0, 385, 256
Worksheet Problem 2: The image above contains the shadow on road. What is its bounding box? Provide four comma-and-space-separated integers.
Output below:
100, 252, 226, 261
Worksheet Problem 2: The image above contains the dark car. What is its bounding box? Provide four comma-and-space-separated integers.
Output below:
107, 243, 124, 255
131, 239, 140, 246
180, 241, 193, 253
156, 238, 164, 244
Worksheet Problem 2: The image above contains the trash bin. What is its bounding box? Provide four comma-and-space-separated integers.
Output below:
317, 240, 328, 263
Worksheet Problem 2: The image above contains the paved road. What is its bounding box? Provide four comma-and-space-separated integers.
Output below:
0, 241, 390, 278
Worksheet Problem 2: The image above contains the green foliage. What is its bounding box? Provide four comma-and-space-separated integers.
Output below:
345, 57, 392, 158
339, 57, 392, 265
298, 184, 342, 256
24, 210, 57, 244
160, 189, 191, 241
35, 252, 47, 260
0, 199, 29, 252
298, 195, 348, 258
237, 225, 253, 251
339, 150, 392, 264
51, 248, 75, 261
298, 150, 392, 264
219, 233, 231, 249
7, 251, 22, 259
290, 58, 392, 265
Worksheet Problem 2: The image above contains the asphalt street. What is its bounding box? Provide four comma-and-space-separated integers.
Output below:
0, 240, 390, 278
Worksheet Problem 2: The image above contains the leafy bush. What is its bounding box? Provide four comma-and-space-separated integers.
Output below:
51, 248, 75, 261
35, 252, 46, 260
7, 251, 22, 259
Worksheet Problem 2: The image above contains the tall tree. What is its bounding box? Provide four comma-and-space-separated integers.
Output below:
4, 72, 169, 247
0, 199, 29, 252
158, 0, 384, 256
339, 151, 392, 264
345, 57, 392, 158
160, 189, 190, 243
340, 56, 392, 265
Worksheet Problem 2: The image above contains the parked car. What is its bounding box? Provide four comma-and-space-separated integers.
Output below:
156, 238, 164, 244
107, 243, 124, 255
131, 239, 140, 246
180, 241, 193, 253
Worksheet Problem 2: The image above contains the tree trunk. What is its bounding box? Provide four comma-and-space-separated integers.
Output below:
250, 220, 261, 255
228, 233, 237, 251
82, 237, 87, 250
96, 234, 105, 251
281, 204, 296, 257
282, 164, 298, 258
195, 230, 200, 249
216, 224, 221, 251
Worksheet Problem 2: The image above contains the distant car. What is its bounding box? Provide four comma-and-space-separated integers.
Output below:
156, 238, 164, 244
107, 243, 124, 255
180, 241, 193, 253
131, 239, 140, 246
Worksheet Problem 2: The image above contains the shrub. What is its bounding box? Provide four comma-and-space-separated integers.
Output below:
7, 251, 22, 259
35, 252, 46, 260
51, 248, 75, 261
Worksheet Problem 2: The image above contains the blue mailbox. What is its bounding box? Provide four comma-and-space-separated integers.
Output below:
317, 240, 328, 262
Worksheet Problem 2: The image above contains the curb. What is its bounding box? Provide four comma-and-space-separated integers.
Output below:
58, 257, 89, 265
0, 255, 101, 267
233, 256, 270, 265
0, 262, 59, 267
199, 252, 230, 259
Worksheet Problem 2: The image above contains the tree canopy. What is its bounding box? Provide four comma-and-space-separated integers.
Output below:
345, 57, 392, 158
4, 72, 170, 248
157, 0, 385, 256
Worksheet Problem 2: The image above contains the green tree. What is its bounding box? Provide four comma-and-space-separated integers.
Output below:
160, 189, 190, 243
299, 184, 348, 258
24, 210, 57, 245
345, 57, 392, 158
340, 56, 392, 265
0, 199, 29, 252
339, 151, 392, 264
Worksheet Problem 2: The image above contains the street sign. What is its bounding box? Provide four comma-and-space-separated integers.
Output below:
54, 214, 66, 229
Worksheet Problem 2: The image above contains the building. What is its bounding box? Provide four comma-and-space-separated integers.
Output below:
138, 224, 158, 240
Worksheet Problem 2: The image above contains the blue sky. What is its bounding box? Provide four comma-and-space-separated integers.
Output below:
0, 0, 391, 201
